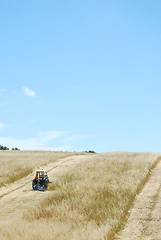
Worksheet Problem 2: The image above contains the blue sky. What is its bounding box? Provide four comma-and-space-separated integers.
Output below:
0, 0, 161, 152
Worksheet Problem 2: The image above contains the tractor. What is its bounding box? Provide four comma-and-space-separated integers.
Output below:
32, 169, 50, 191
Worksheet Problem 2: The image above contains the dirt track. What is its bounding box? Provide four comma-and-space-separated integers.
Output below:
0, 155, 93, 228
116, 159, 161, 240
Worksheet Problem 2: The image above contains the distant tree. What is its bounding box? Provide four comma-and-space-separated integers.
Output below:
0, 145, 9, 150
85, 150, 96, 154
4, 146, 9, 150
89, 150, 96, 153
12, 147, 20, 151
0, 144, 20, 150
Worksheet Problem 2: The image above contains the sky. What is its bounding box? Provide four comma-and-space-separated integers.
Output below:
0, 0, 161, 152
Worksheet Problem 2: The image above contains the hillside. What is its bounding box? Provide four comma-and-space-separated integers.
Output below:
0, 151, 160, 240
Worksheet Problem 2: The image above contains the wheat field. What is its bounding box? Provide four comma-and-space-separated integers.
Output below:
0, 151, 160, 240
0, 150, 84, 187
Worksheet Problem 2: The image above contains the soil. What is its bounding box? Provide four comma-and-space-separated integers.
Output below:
115, 159, 161, 240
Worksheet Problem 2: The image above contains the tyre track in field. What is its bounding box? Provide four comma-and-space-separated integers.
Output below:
0, 155, 93, 222
115, 157, 161, 240
0, 157, 76, 199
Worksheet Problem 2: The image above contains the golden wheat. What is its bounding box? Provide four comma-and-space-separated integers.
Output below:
0, 152, 160, 240
25, 152, 159, 240
0, 151, 84, 187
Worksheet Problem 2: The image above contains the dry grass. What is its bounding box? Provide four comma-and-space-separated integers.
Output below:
24, 152, 159, 240
0, 152, 160, 240
0, 150, 84, 187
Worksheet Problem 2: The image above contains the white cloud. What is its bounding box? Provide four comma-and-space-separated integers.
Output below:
39, 131, 65, 142
0, 122, 6, 129
0, 131, 71, 150
22, 87, 36, 97
0, 131, 93, 151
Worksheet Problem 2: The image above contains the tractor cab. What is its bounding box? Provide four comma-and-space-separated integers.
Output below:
35, 169, 47, 179
32, 169, 50, 191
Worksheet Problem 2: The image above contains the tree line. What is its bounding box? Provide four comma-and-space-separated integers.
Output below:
0, 145, 20, 150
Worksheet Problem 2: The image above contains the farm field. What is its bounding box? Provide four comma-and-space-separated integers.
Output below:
0, 151, 86, 187
0, 151, 160, 240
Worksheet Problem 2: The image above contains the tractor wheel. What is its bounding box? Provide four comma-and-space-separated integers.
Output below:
32, 179, 35, 189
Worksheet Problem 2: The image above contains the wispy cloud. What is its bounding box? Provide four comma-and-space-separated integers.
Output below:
22, 87, 36, 97
0, 131, 93, 151
39, 131, 65, 142
0, 122, 6, 129
0, 131, 71, 150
